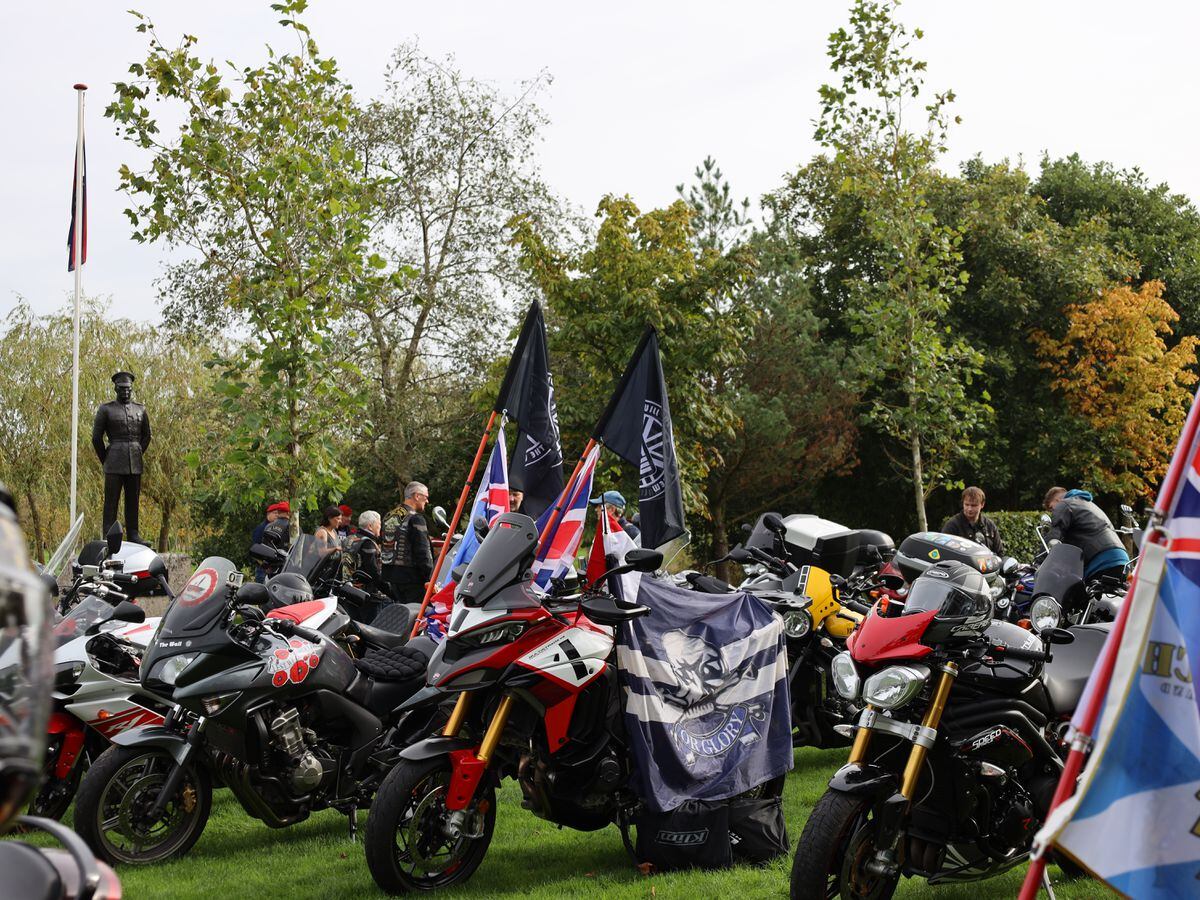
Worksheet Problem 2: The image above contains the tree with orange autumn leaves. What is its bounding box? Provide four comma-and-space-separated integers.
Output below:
1032, 280, 1198, 500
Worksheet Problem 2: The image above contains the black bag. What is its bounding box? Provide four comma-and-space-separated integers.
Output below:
728, 793, 789, 863
634, 800, 732, 871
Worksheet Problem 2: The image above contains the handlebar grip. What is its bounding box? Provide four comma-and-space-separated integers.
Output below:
269, 618, 323, 644
993, 643, 1049, 663
842, 599, 872, 616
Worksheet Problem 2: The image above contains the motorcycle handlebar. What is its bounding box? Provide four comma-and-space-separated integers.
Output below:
269, 617, 323, 645
990, 642, 1050, 663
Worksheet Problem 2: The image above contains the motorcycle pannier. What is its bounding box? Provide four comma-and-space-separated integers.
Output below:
634, 800, 732, 871
894, 531, 1001, 584
728, 790, 789, 863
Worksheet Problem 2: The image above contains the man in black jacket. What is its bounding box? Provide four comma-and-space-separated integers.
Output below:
91, 371, 152, 543
941, 486, 1004, 555
380, 482, 434, 602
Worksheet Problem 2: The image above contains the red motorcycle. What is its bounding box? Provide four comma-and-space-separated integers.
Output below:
363, 512, 663, 893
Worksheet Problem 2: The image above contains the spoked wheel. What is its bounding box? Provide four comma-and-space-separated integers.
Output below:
75, 745, 211, 866
26, 736, 83, 821
791, 789, 899, 900
365, 756, 496, 893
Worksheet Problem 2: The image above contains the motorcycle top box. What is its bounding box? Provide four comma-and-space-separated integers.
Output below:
894, 531, 1001, 585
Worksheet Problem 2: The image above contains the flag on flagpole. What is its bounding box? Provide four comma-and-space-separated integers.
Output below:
67, 138, 87, 272
586, 508, 641, 602
532, 444, 600, 589
495, 300, 563, 519
439, 424, 510, 586
591, 327, 686, 551
1030, 388, 1200, 897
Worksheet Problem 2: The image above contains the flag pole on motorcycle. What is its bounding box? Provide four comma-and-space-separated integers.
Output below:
412, 300, 563, 635
1019, 385, 1200, 898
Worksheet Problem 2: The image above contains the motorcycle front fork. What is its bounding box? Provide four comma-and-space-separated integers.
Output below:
850, 663, 958, 878
440, 692, 514, 824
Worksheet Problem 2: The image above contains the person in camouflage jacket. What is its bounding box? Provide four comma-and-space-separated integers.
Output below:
380, 481, 433, 602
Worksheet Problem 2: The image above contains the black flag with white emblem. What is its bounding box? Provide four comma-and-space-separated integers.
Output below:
591, 327, 685, 550
494, 300, 563, 519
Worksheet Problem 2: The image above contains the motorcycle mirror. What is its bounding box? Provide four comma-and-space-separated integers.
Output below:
762, 512, 786, 535
432, 505, 450, 531
473, 515, 490, 540
111, 600, 145, 625
1043, 627, 1075, 646
727, 547, 754, 564
741, 523, 753, 534
248, 543, 284, 567
39, 572, 60, 598
625, 548, 663, 573
1120, 504, 1132, 515
1000, 557, 1019, 577
240, 605, 265, 623
236, 582, 270, 607
1039, 513, 1052, 526
105, 521, 124, 556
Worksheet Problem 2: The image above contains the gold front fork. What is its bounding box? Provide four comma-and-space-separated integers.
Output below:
899, 663, 958, 799
442, 692, 472, 737
476, 695, 514, 763
848, 705, 876, 764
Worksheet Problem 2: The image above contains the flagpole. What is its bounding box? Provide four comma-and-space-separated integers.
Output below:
1018, 392, 1200, 898
69, 83, 87, 530
410, 410, 497, 637
534, 439, 597, 557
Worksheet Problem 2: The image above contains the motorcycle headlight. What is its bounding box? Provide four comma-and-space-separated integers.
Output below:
831, 651, 860, 700
455, 622, 524, 648
862, 664, 930, 710
742, 563, 765, 577
782, 610, 812, 640
1030, 596, 1062, 634
155, 653, 197, 686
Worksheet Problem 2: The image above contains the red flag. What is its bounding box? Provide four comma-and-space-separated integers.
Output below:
67, 139, 87, 272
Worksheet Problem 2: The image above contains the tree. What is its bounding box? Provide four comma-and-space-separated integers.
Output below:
1031, 280, 1198, 499
774, 0, 989, 530
511, 195, 757, 527
107, 1, 392, 528
677, 156, 752, 252
350, 44, 559, 483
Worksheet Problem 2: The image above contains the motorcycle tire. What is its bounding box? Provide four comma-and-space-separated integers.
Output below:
790, 789, 898, 900
75, 745, 211, 866
365, 756, 496, 894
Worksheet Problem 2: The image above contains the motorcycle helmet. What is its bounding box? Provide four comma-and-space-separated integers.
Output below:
265, 571, 314, 611
0, 483, 53, 833
262, 517, 291, 550
904, 560, 992, 644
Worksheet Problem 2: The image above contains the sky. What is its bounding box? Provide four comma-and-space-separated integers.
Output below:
2, 1, 1198, 323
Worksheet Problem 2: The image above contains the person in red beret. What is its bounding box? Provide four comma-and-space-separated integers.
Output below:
252, 501, 290, 582
337, 504, 357, 543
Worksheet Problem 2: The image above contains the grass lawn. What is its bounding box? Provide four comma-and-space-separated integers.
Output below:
20, 747, 1114, 899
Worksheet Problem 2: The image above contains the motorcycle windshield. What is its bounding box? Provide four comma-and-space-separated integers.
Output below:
156, 556, 238, 640
1033, 543, 1084, 601
41, 514, 85, 577
456, 513, 539, 607
282, 535, 342, 585
53, 595, 118, 648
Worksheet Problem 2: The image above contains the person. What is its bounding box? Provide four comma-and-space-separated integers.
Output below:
91, 371, 152, 543
940, 486, 1005, 555
508, 489, 525, 514
589, 490, 640, 541
345, 510, 385, 594
314, 505, 342, 547
251, 501, 289, 582
1044, 486, 1130, 580
381, 481, 434, 602
336, 504, 357, 542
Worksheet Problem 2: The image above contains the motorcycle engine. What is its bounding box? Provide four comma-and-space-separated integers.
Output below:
270, 707, 326, 794
516, 747, 623, 831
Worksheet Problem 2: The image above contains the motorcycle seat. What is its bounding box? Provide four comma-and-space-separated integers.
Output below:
354, 603, 412, 650
1041, 623, 1111, 715
351, 644, 430, 715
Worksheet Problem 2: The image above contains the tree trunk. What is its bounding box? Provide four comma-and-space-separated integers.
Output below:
712, 497, 730, 584
911, 432, 927, 532
24, 489, 45, 563
157, 501, 172, 554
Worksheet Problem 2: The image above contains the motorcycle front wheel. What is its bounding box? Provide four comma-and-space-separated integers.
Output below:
365, 756, 496, 894
790, 789, 898, 900
75, 745, 212, 866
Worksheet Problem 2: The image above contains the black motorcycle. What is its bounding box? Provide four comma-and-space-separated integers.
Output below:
74, 556, 440, 866
790, 562, 1107, 898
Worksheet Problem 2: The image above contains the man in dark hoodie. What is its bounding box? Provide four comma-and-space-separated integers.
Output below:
1043, 486, 1130, 580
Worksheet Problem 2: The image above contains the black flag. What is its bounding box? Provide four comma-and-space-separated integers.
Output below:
591, 328, 686, 550
494, 300, 563, 518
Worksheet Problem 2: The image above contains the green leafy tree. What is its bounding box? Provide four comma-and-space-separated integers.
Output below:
107, 1, 392, 529
677, 156, 752, 253
776, 0, 990, 530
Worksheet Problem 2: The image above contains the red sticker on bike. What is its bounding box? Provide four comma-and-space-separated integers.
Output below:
178, 567, 219, 607
266, 638, 321, 687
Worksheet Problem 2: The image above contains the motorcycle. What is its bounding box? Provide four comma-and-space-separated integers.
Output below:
74, 556, 439, 866
62, 523, 173, 614
789, 561, 1108, 898
362, 511, 664, 893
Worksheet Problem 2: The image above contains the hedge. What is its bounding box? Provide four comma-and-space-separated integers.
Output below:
988, 510, 1046, 563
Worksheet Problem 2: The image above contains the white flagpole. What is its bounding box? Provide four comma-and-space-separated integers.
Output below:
69, 83, 87, 528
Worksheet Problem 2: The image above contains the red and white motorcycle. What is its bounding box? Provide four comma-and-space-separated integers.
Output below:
363, 511, 662, 893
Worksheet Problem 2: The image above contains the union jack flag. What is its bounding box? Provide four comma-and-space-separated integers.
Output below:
442, 425, 510, 583
532, 444, 600, 589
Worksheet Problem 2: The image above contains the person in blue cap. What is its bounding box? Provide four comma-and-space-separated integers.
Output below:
589, 490, 640, 541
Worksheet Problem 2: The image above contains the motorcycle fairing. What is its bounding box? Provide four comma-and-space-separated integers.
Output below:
47, 713, 86, 779
514, 625, 612, 691
848, 608, 937, 664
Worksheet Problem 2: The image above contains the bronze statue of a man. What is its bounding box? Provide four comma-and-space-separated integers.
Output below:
92, 371, 152, 543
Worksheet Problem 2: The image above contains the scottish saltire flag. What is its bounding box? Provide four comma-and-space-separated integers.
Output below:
531, 444, 599, 589
616, 578, 792, 811
439, 425, 510, 587
586, 509, 641, 602
67, 138, 88, 271
1035, 403, 1200, 896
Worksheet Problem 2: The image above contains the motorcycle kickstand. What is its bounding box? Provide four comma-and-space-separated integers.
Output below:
347, 805, 358, 842
1041, 865, 1057, 900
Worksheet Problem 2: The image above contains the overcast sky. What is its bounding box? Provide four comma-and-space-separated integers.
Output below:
3, 1, 1198, 323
